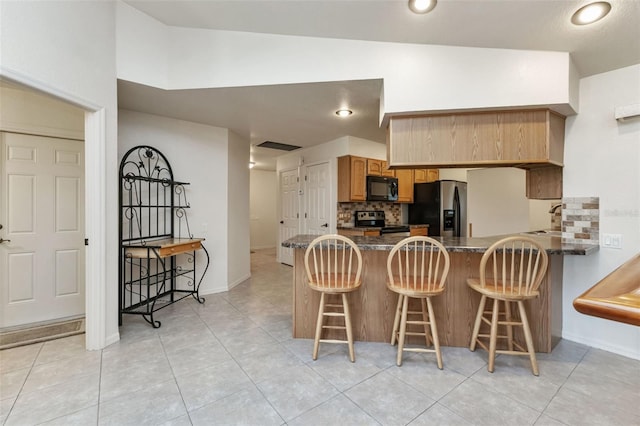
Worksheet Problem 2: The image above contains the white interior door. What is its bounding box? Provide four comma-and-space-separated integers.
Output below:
0, 132, 85, 328
279, 168, 299, 266
304, 162, 331, 236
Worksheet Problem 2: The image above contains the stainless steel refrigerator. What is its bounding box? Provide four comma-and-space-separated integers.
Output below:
409, 180, 467, 237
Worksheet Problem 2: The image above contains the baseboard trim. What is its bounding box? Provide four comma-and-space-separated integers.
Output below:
562, 331, 640, 360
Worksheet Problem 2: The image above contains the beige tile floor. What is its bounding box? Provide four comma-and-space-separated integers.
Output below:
1, 248, 639, 425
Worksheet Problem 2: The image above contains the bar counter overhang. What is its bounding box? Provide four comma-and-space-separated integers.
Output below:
282, 234, 598, 353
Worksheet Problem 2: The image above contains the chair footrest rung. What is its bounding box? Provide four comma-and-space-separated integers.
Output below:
498, 321, 523, 326
319, 339, 348, 344
405, 331, 428, 336
406, 320, 430, 326
402, 347, 435, 353
323, 312, 345, 317
495, 349, 532, 356
322, 325, 346, 330
325, 304, 342, 308
478, 333, 511, 340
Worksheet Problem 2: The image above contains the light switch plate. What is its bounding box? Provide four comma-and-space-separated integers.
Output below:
602, 233, 622, 249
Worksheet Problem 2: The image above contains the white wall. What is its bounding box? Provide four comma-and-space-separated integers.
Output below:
562, 64, 640, 359
1, 0, 119, 349
227, 130, 251, 289
439, 169, 469, 182
116, 2, 577, 116
0, 85, 84, 140
529, 200, 557, 231
250, 170, 278, 250
118, 110, 230, 294
467, 168, 531, 237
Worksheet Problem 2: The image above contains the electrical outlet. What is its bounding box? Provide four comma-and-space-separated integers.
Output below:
602, 233, 622, 249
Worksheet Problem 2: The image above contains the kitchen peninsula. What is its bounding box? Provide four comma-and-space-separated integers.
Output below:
282, 234, 598, 353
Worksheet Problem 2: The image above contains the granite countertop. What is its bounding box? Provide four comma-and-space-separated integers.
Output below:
282, 233, 599, 255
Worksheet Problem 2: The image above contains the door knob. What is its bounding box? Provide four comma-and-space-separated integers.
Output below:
279, 220, 284, 224
321, 223, 328, 227
0, 238, 10, 244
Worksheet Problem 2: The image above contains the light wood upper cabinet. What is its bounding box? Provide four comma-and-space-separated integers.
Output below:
395, 169, 414, 203
387, 109, 565, 168
381, 161, 395, 177
414, 169, 439, 183
526, 165, 563, 199
338, 155, 367, 202
367, 159, 383, 176
367, 159, 395, 177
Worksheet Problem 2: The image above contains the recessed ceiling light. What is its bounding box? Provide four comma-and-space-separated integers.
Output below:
571, 2, 611, 25
408, 0, 437, 14
336, 109, 353, 117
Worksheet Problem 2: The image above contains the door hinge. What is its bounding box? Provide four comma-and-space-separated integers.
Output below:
305, 213, 308, 218
297, 177, 299, 182
304, 175, 308, 181
296, 213, 299, 218
84, 238, 89, 246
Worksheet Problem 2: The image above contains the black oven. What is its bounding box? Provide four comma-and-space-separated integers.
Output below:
366, 176, 398, 201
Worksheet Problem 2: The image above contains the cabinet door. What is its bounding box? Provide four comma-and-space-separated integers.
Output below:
414, 169, 428, 183
414, 168, 439, 183
381, 161, 395, 177
395, 169, 414, 203
350, 156, 367, 201
367, 159, 382, 176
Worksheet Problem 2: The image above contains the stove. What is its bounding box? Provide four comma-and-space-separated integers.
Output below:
355, 211, 410, 236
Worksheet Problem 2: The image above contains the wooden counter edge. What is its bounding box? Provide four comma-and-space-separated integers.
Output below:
573, 253, 640, 326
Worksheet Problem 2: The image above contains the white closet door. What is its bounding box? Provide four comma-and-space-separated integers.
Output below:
0, 132, 85, 327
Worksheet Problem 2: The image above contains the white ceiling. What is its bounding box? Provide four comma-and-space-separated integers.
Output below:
120, 0, 640, 170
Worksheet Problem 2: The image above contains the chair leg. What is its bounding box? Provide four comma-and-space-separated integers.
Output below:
517, 300, 539, 376
342, 293, 355, 363
391, 294, 403, 345
488, 297, 499, 373
312, 292, 325, 360
397, 294, 410, 366
504, 300, 514, 351
426, 297, 443, 370
421, 298, 432, 347
470, 295, 487, 351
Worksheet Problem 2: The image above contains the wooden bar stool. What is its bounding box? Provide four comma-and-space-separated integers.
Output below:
467, 236, 549, 375
304, 234, 363, 362
387, 236, 450, 368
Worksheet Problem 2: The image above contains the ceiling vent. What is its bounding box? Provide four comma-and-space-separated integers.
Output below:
256, 141, 301, 151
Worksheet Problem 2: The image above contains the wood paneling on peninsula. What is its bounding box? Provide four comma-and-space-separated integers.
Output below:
291, 248, 563, 352
387, 109, 565, 168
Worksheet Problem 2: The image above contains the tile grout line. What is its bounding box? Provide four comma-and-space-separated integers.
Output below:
3, 342, 45, 425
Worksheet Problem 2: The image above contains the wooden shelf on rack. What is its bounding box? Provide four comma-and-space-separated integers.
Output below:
124, 238, 204, 259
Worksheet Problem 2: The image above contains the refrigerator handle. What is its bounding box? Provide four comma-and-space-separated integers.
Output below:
453, 186, 461, 237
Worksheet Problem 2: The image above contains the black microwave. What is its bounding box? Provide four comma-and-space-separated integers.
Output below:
367, 176, 398, 201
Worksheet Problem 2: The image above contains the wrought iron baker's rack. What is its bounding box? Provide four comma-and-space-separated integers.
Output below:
118, 145, 209, 327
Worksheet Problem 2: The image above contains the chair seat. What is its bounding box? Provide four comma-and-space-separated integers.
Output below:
387, 278, 444, 298
308, 273, 361, 293
467, 278, 539, 300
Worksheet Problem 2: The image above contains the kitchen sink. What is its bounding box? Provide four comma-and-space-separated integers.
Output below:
523, 230, 562, 237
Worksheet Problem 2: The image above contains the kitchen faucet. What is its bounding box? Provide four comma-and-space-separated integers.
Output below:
548, 203, 562, 213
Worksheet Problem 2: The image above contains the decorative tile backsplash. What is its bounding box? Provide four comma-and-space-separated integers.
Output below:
337, 202, 401, 227
561, 197, 599, 245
